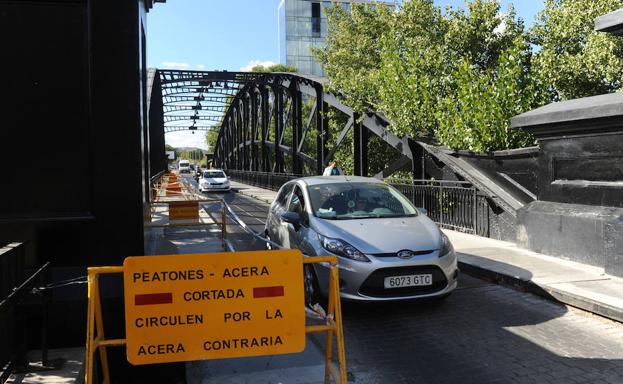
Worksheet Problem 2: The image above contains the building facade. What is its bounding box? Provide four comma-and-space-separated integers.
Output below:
278, 0, 395, 77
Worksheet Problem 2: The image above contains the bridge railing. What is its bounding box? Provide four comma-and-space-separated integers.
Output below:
226, 170, 303, 192
0, 243, 51, 382
227, 170, 490, 236
387, 179, 490, 237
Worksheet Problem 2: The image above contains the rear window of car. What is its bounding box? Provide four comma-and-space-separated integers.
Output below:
203, 171, 225, 178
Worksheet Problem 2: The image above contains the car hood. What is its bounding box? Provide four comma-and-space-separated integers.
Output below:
311, 215, 441, 254
201, 177, 228, 183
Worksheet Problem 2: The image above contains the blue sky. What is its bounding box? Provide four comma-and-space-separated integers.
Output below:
148, 0, 544, 149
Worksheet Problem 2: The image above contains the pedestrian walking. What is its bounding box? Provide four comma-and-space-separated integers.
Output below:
323, 161, 343, 176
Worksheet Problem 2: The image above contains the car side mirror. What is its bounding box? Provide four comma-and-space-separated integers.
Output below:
418, 207, 427, 215
281, 211, 301, 231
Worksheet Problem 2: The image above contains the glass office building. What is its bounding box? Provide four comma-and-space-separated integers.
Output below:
278, 0, 395, 77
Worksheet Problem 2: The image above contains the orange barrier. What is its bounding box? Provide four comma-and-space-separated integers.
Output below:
169, 201, 199, 221
165, 182, 182, 196
85, 255, 347, 384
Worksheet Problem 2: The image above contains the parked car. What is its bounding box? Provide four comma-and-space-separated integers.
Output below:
198, 169, 230, 192
264, 176, 458, 302
178, 160, 191, 174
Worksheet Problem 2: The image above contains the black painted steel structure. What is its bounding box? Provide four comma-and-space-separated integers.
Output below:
154, 70, 526, 239
208, 71, 418, 177
159, 70, 250, 134
155, 70, 416, 177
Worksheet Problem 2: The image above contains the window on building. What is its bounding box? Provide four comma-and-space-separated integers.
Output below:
311, 2, 321, 37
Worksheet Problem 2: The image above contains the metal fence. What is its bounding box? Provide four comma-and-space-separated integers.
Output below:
226, 170, 303, 192
227, 170, 490, 237
0, 243, 51, 382
0, 243, 25, 381
387, 179, 490, 237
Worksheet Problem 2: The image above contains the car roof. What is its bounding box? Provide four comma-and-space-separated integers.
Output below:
295, 175, 385, 187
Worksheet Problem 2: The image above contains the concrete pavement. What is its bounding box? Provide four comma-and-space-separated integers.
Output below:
230, 180, 623, 324
447, 230, 623, 323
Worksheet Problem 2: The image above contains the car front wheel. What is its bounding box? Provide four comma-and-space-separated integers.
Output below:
304, 264, 323, 308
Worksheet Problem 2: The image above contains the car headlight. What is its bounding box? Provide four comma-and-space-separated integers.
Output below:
318, 234, 370, 262
439, 232, 453, 257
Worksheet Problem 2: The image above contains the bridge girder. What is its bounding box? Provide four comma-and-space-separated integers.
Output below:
212, 71, 413, 178
158, 70, 414, 178
154, 69, 516, 218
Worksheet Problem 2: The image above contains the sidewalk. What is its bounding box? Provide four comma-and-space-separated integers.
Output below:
231, 180, 623, 323
145, 181, 336, 384
5, 348, 84, 384
447, 230, 623, 323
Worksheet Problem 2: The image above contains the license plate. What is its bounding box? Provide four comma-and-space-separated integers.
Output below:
384, 274, 433, 289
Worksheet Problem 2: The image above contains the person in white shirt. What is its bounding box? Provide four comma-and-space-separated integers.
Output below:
323, 161, 343, 176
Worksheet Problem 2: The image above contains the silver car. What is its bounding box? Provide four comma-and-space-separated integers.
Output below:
264, 176, 458, 302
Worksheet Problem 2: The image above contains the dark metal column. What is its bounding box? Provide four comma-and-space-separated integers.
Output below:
353, 115, 369, 177
232, 104, 238, 170
230, 111, 236, 169
251, 89, 258, 171
291, 84, 303, 175
408, 138, 424, 180
261, 87, 270, 172
226, 117, 232, 169
273, 84, 284, 173
242, 95, 250, 171
315, 84, 328, 175
236, 102, 243, 170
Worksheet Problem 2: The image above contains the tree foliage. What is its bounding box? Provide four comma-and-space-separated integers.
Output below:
250, 64, 298, 73
315, 0, 622, 154
205, 129, 219, 153
531, 0, 623, 100
313, 3, 392, 114
436, 39, 545, 152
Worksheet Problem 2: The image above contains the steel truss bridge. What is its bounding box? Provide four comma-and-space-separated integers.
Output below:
153, 69, 530, 238
158, 69, 419, 178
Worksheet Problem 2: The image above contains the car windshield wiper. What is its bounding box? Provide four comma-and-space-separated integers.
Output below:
377, 213, 418, 218
333, 215, 378, 220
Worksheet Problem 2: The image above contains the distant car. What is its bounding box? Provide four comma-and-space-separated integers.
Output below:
264, 176, 458, 303
198, 169, 230, 192
179, 160, 191, 174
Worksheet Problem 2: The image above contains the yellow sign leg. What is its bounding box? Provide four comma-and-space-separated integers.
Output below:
331, 266, 347, 384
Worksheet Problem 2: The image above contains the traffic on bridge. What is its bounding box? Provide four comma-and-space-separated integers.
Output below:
3, 0, 623, 384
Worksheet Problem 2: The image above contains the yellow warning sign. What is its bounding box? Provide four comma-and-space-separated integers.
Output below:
168, 201, 199, 221
122, 250, 305, 365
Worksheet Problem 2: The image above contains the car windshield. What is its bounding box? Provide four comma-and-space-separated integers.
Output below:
308, 182, 418, 220
203, 171, 225, 178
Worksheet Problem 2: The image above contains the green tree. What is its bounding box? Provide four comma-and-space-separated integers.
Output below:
531, 0, 623, 100
376, 0, 448, 137
319, 0, 535, 152
436, 39, 545, 152
313, 2, 393, 114
205, 129, 219, 152
250, 64, 298, 73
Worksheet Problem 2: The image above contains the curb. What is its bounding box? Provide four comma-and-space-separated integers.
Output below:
458, 259, 623, 324
231, 188, 274, 204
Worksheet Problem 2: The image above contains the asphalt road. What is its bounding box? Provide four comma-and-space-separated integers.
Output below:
185, 175, 623, 384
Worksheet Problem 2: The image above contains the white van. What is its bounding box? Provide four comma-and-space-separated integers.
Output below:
178, 160, 191, 174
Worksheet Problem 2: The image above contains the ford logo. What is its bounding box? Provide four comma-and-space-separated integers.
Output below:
397, 250, 414, 259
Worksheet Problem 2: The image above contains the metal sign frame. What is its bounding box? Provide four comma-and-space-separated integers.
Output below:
84, 256, 346, 384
